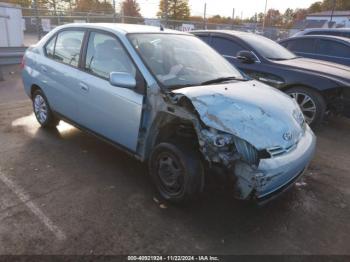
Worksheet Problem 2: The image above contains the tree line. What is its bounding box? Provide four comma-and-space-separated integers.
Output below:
3, 0, 350, 27
4, 0, 142, 19
251, 0, 350, 28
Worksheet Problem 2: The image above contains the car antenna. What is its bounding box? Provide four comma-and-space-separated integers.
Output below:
160, 24, 164, 31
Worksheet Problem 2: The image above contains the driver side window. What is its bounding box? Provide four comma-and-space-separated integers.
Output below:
84, 32, 136, 79
211, 37, 244, 57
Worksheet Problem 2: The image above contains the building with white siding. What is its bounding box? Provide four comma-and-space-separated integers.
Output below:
306, 11, 350, 28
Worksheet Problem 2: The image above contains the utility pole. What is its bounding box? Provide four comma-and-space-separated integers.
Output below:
203, 2, 207, 30
57, 11, 61, 26
164, 0, 168, 27
121, 3, 125, 23
33, 0, 41, 40
329, 0, 336, 28
262, 0, 268, 33
231, 8, 235, 29
112, 0, 116, 23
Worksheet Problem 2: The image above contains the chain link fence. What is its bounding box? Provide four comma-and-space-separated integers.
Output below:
21, 7, 294, 46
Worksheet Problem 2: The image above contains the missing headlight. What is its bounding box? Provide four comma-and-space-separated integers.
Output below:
201, 129, 233, 149
213, 135, 232, 147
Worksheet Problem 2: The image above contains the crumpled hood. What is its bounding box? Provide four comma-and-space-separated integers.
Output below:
173, 80, 304, 150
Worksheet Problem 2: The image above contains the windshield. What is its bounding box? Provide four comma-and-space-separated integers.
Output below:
128, 33, 245, 89
242, 34, 297, 60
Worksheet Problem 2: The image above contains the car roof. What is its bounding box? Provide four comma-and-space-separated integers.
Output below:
293, 28, 350, 37
299, 28, 350, 33
55, 23, 188, 35
192, 30, 254, 38
280, 34, 350, 44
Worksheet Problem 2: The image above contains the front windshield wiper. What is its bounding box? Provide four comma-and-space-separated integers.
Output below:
266, 57, 287, 61
166, 84, 197, 90
200, 76, 246, 85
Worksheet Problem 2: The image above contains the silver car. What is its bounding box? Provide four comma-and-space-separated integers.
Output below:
22, 23, 316, 203
292, 28, 350, 39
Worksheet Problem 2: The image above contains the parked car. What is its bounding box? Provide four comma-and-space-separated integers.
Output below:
279, 35, 350, 66
192, 30, 350, 127
292, 28, 350, 39
22, 23, 316, 204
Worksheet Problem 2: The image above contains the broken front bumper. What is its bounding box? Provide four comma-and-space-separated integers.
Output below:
234, 125, 316, 201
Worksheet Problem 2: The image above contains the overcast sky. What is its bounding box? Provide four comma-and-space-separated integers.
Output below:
137, 0, 317, 19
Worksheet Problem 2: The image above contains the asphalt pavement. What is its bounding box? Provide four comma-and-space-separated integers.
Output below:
0, 65, 349, 255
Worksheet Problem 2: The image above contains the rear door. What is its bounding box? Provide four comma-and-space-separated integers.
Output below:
75, 30, 144, 151
315, 39, 350, 66
39, 29, 86, 122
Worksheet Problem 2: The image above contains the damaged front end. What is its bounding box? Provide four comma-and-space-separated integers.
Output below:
233, 126, 315, 201
196, 125, 316, 201
169, 81, 316, 202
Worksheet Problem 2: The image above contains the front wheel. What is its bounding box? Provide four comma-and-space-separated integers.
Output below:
148, 142, 204, 203
32, 89, 59, 128
285, 87, 326, 128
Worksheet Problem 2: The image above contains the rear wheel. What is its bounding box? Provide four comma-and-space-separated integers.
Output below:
32, 89, 59, 128
149, 142, 204, 203
286, 87, 326, 128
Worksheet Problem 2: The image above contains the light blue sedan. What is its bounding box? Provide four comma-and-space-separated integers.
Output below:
22, 23, 316, 204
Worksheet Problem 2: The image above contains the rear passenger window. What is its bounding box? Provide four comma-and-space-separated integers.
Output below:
84, 32, 136, 79
45, 36, 56, 58
211, 37, 244, 57
53, 30, 84, 67
318, 40, 350, 57
288, 39, 315, 53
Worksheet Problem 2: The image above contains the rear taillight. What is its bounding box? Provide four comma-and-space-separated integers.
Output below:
20, 56, 25, 69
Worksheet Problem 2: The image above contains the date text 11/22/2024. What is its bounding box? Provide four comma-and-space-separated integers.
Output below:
127, 255, 220, 261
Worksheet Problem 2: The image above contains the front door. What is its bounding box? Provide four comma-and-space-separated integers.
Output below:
76, 31, 144, 152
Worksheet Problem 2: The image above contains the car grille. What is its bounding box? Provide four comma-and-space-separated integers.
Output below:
267, 143, 297, 158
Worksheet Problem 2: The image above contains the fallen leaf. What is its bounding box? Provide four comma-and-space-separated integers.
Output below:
153, 197, 160, 204
159, 203, 167, 209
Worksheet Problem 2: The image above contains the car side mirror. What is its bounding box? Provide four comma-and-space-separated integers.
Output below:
236, 51, 256, 64
109, 72, 136, 89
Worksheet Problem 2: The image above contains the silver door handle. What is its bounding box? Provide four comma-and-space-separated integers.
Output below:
79, 83, 89, 92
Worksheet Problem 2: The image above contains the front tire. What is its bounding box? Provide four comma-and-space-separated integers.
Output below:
32, 89, 59, 128
149, 142, 204, 203
285, 86, 326, 128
